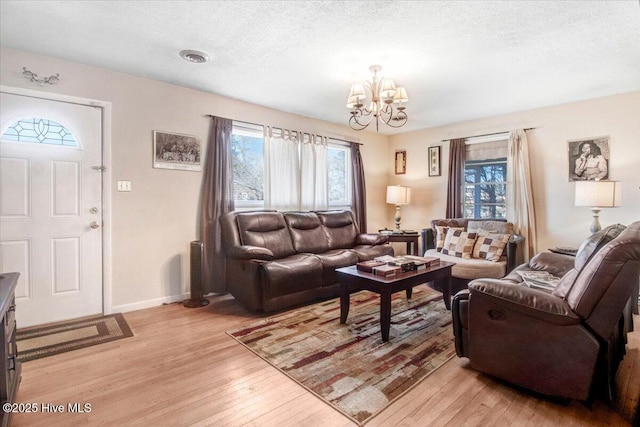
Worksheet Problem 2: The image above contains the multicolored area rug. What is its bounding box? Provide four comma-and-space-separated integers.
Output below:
17, 313, 133, 362
228, 287, 455, 425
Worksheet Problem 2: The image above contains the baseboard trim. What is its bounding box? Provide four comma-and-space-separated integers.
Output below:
111, 293, 189, 313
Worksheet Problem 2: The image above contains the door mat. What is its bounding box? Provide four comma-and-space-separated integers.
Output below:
16, 313, 133, 362
227, 287, 455, 425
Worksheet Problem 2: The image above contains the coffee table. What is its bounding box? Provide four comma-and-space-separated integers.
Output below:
336, 261, 455, 342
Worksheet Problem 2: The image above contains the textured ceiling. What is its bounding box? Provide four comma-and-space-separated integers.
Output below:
1, 1, 639, 135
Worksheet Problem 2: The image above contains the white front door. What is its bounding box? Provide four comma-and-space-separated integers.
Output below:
0, 92, 103, 328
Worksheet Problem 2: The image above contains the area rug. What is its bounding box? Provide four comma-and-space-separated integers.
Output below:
16, 313, 133, 362
228, 287, 455, 425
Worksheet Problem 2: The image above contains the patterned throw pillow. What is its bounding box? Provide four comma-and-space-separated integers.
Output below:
435, 226, 464, 252
472, 233, 511, 262
441, 229, 478, 259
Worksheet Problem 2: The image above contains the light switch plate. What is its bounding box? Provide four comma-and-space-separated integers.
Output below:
117, 180, 131, 192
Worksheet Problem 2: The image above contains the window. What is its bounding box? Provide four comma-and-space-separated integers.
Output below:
464, 158, 507, 219
231, 125, 264, 209
327, 142, 351, 208
230, 123, 352, 210
1, 118, 78, 147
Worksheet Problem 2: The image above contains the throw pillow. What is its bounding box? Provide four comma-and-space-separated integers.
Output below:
435, 226, 464, 252
473, 233, 511, 262
441, 229, 478, 259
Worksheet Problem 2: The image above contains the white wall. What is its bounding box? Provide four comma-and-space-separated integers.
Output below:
388, 91, 640, 253
0, 47, 390, 311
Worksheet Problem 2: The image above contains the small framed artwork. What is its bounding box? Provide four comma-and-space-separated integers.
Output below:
428, 146, 441, 177
567, 136, 610, 181
395, 150, 406, 175
153, 130, 202, 171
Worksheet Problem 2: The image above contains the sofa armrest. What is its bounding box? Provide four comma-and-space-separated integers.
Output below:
505, 234, 524, 273
528, 252, 575, 278
469, 279, 580, 326
421, 228, 435, 255
356, 233, 389, 246
226, 245, 274, 261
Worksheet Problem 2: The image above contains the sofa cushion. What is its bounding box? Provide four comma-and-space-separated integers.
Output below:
435, 226, 464, 251
316, 210, 358, 249
351, 244, 395, 262
468, 220, 514, 236
426, 249, 507, 279
284, 212, 330, 254
260, 254, 323, 299
473, 233, 511, 262
236, 212, 295, 259
441, 230, 478, 259
315, 249, 359, 287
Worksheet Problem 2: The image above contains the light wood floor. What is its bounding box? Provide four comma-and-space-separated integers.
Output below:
11, 292, 638, 426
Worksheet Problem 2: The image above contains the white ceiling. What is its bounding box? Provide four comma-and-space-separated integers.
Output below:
1, 1, 639, 135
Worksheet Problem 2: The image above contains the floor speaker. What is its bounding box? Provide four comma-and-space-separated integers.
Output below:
184, 240, 210, 308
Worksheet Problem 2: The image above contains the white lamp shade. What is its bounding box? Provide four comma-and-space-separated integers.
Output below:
393, 87, 408, 103
575, 181, 621, 207
386, 185, 411, 205
379, 78, 397, 98
348, 83, 366, 101
346, 95, 359, 109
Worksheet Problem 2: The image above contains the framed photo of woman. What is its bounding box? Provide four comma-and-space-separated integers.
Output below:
568, 136, 610, 181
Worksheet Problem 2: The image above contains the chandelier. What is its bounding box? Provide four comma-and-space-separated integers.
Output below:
346, 65, 409, 131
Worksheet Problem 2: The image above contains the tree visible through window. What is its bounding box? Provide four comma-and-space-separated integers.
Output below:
464, 159, 506, 219
231, 127, 264, 206
327, 145, 350, 207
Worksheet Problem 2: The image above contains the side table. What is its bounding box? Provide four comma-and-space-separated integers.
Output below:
386, 233, 420, 256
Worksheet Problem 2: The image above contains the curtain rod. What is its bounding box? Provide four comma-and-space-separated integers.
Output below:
203, 114, 362, 145
441, 127, 537, 142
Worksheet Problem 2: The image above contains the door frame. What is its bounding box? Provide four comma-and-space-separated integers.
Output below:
0, 85, 113, 317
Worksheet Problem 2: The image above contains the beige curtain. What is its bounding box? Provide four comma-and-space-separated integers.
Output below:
507, 129, 537, 261
264, 128, 300, 211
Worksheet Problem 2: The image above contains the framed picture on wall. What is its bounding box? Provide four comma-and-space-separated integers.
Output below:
153, 130, 202, 171
567, 136, 610, 181
395, 150, 406, 175
428, 146, 441, 177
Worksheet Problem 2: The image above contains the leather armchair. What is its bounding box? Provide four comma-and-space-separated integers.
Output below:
452, 221, 640, 401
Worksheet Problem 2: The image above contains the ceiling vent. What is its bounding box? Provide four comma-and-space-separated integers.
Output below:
179, 50, 210, 64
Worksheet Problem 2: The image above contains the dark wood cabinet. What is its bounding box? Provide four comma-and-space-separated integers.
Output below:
0, 273, 21, 427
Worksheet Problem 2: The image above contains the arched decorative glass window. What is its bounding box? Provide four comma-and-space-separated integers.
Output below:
1, 118, 78, 147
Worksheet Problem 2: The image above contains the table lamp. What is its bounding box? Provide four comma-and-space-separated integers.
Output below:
575, 180, 621, 234
386, 185, 411, 232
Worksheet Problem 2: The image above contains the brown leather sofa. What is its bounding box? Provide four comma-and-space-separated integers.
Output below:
220, 210, 394, 312
451, 221, 640, 401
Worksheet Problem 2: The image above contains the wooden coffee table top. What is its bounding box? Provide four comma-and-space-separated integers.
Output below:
335, 261, 455, 284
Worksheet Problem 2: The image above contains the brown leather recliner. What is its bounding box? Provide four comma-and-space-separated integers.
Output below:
452, 221, 640, 401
